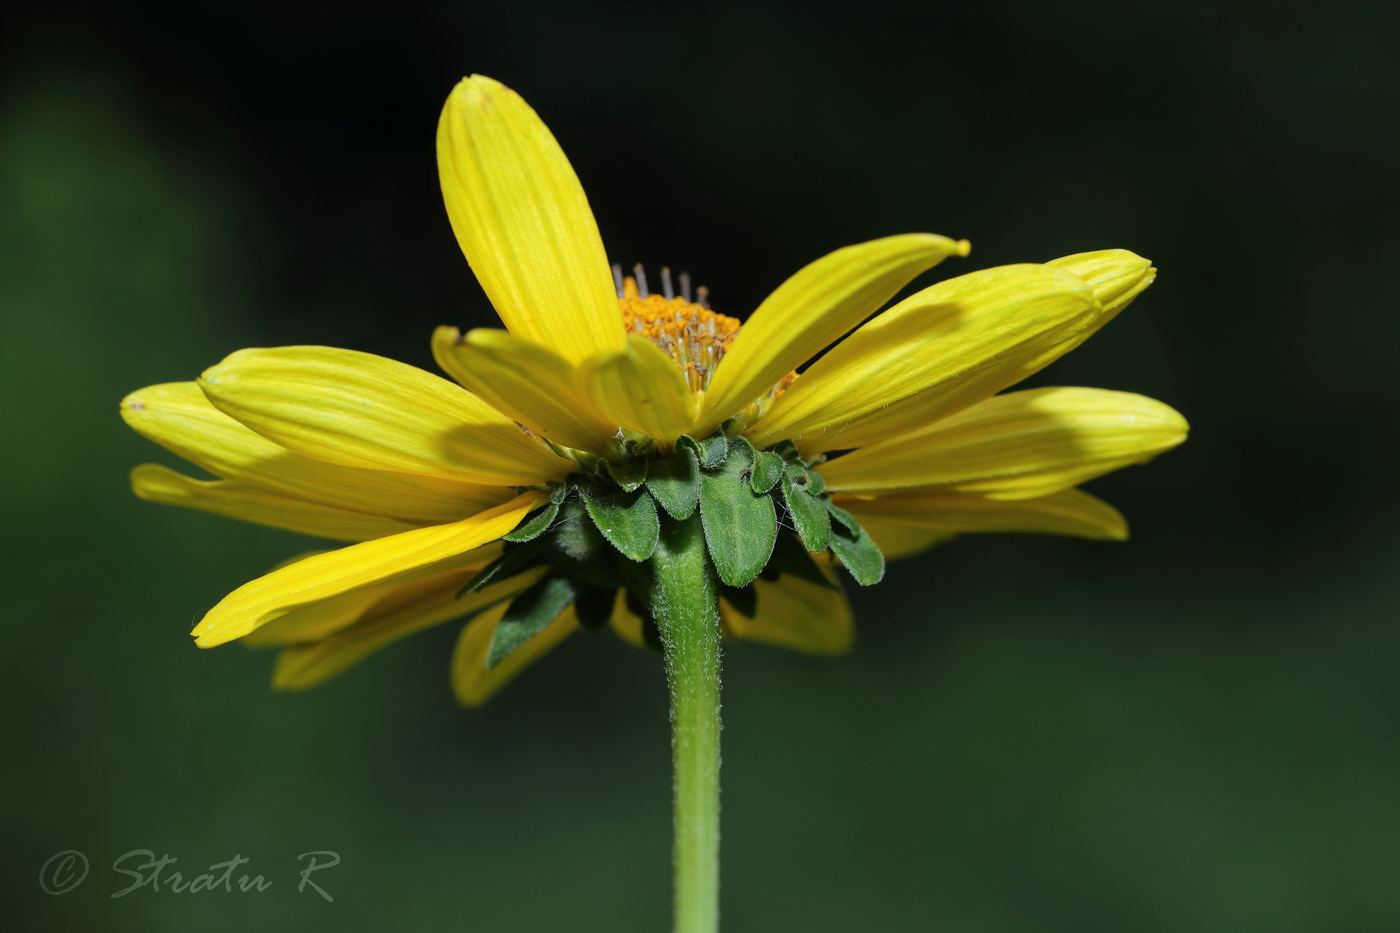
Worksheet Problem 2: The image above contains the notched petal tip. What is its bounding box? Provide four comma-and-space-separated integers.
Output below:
1048, 249, 1155, 317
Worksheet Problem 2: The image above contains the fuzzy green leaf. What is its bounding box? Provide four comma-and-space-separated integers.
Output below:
750, 451, 784, 494
646, 447, 701, 519
781, 475, 832, 553
487, 575, 578, 667
699, 438, 778, 587
502, 500, 561, 543
582, 483, 660, 562
824, 502, 885, 585
604, 456, 649, 492
691, 434, 728, 467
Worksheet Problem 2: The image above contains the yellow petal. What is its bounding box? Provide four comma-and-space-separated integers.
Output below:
432, 326, 616, 452
243, 543, 504, 646
122, 382, 510, 523
608, 589, 647, 648
837, 488, 1128, 540
451, 600, 579, 707
192, 491, 545, 647
131, 464, 422, 542
746, 264, 1098, 453
272, 568, 547, 689
437, 75, 624, 363
582, 335, 696, 446
821, 387, 1188, 500
856, 515, 956, 560
199, 346, 567, 486
1047, 249, 1154, 322
696, 234, 969, 433
721, 569, 854, 655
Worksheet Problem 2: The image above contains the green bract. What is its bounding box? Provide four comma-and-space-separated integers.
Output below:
462, 434, 885, 667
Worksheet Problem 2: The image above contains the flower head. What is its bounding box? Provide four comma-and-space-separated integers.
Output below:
121, 75, 1186, 705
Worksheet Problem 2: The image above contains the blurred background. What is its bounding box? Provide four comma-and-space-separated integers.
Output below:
4, 1, 1398, 930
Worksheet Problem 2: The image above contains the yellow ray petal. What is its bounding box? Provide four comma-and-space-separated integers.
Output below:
122, 382, 510, 523
721, 570, 854, 655
821, 387, 1188, 500
243, 542, 505, 647
451, 601, 579, 707
432, 326, 616, 452
131, 464, 423, 542
272, 568, 547, 689
192, 491, 545, 647
199, 346, 568, 486
1047, 249, 1154, 323
746, 264, 1098, 453
853, 515, 957, 560
837, 488, 1128, 541
437, 75, 624, 363
582, 335, 695, 446
608, 589, 646, 648
696, 234, 969, 433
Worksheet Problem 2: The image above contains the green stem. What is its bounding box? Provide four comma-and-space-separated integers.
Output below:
651, 512, 721, 933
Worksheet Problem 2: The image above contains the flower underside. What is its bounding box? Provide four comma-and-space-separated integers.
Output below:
118, 73, 1187, 708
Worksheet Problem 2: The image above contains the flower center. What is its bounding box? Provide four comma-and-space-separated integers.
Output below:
613, 263, 738, 394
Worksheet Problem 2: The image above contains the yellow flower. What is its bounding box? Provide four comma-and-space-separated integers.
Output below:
120, 75, 1186, 706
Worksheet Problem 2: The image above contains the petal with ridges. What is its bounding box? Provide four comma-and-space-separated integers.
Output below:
192, 491, 546, 647
272, 568, 547, 689
746, 265, 1098, 452
199, 346, 567, 486
131, 464, 423, 542
696, 234, 969, 433
721, 570, 854, 655
837, 488, 1128, 541
432, 326, 616, 452
821, 387, 1188, 500
853, 515, 957, 560
452, 601, 579, 706
243, 543, 505, 647
1047, 249, 1154, 322
122, 382, 510, 523
583, 335, 695, 445
437, 75, 624, 363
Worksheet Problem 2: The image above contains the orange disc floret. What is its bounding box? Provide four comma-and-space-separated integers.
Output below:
619, 278, 741, 394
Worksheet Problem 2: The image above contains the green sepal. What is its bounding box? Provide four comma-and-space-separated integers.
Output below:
698, 437, 778, 587
750, 451, 784, 494
502, 500, 561, 543
681, 434, 729, 470
781, 474, 832, 553
457, 537, 546, 598
759, 533, 839, 589
721, 583, 757, 619
645, 447, 701, 519
486, 575, 578, 668
604, 456, 649, 492
824, 501, 885, 586
573, 587, 615, 635
581, 482, 660, 562
769, 439, 801, 462
549, 496, 608, 562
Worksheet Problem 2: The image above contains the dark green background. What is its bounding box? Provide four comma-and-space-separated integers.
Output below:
5, 2, 1398, 930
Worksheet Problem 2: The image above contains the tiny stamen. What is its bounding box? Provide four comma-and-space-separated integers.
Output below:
661, 266, 674, 300
680, 271, 692, 302
633, 263, 649, 298
697, 286, 710, 310
611, 263, 625, 299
